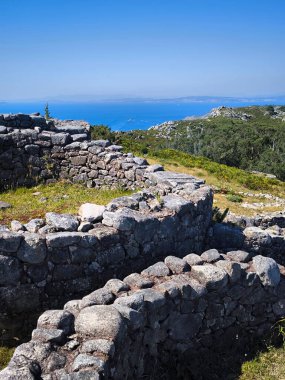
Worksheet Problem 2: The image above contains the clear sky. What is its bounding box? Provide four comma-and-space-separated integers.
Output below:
1, 0, 284, 101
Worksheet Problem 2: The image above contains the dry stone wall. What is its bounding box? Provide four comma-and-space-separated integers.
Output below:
0, 113, 154, 190
208, 212, 285, 265
1, 249, 284, 380
0, 168, 213, 339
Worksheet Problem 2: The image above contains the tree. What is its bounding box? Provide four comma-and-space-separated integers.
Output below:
45, 103, 51, 120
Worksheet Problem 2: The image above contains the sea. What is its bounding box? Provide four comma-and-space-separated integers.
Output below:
0, 100, 284, 131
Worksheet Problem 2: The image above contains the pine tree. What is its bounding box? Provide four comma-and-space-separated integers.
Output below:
45, 103, 51, 120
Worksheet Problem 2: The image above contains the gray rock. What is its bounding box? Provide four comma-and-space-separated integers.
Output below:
123, 273, 154, 289
32, 328, 65, 344
72, 354, 106, 372
215, 260, 241, 283
51, 133, 70, 145
252, 255, 280, 287
61, 371, 100, 380
0, 201, 11, 210
201, 249, 221, 263
71, 133, 88, 142
104, 279, 130, 294
102, 209, 137, 231
91, 139, 110, 148
226, 250, 252, 263
81, 339, 115, 356
162, 195, 192, 215
24, 219, 45, 233
191, 264, 228, 290
106, 144, 123, 152
46, 212, 79, 231
183, 253, 204, 266
78, 222, 94, 232
0, 126, 7, 134
0, 231, 23, 252
37, 310, 74, 334
135, 288, 166, 310
81, 288, 115, 308
78, 203, 106, 223
69, 246, 94, 264
17, 233, 47, 264
164, 256, 189, 274
133, 157, 148, 165
244, 227, 272, 247
113, 293, 145, 311
145, 164, 164, 173
11, 220, 25, 232
75, 305, 125, 341
141, 261, 170, 277
113, 304, 144, 330
0, 225, 10, 232
0, 255, 22, 285
46, 232, 82, 248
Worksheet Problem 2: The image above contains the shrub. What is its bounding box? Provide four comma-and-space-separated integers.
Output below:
90, 125, 115, 142
226, 194, 243, 203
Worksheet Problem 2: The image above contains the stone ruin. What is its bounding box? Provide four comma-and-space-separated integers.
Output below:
0, 113, 285, 379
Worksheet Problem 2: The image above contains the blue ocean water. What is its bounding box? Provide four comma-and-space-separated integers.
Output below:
0, 100, 282, 131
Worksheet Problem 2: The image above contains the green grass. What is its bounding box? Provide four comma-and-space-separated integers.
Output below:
240, 345, 285, 380
0, 182, 132, 225
0, 347, 14, 370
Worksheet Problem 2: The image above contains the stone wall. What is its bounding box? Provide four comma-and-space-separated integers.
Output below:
0, 171, 213, 339
1, 249, 284, 380
208, 212, 285, 265
0, 113, 156, 190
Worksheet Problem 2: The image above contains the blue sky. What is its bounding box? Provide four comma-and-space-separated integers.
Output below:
1, 0, 284, 101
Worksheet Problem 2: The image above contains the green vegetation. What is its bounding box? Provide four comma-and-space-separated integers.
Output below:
0, 347, 14, 370
226, 194, 243, 203
0, 182, 132, 225
114, 106, 285, 181
142, 150, 284, 216
44, 103, 51, 120
91, 124, 116, 142
149, 149, 284, 195
240, 345, 285, 379
212, 206, 229, 223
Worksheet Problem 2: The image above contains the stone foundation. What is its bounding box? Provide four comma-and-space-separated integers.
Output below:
1, 249, 284, 379
0, 169, 213, 339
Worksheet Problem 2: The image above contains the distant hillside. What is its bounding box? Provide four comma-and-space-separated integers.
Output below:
113, 105, 285, 181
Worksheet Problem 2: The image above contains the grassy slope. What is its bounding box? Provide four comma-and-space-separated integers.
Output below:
0, 182, 132, 225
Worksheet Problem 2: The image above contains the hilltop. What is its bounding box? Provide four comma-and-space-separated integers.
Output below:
112, 105, 285, 181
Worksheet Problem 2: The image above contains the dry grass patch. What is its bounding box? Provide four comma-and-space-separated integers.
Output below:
147, 158, 285, 216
